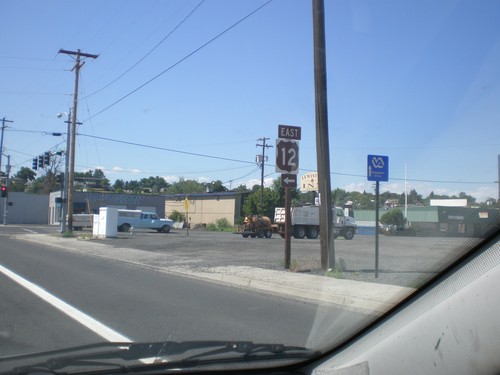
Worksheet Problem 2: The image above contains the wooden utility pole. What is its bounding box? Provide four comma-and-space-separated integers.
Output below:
256, 137, 272, 215
58, 49, 98, 231
312, 0, 335, 270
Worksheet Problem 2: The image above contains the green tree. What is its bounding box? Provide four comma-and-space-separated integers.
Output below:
10, 167, 36, 192
408, 189, 423, 205
27, 171, 58, 194
380, 208, 406, 229
242, 178, 294, 218
74, 169, 110, 190
458, 192, 476, 205
124, 180, 140, 193
139, 176, 170, 193
166, 178, 205, 194
168, 210, 185, 222
113, 179, 125, 192
232, 184, 248, 192
350, 191, 376, 209
211, 180, 228, 192
332, 188, 348, 205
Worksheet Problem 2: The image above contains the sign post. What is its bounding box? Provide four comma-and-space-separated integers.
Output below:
277, 125, 301, 269
367, 155, 389, 278
184, 196, 190, 237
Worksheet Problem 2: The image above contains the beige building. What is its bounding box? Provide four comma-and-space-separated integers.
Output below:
164, 192, 249, 227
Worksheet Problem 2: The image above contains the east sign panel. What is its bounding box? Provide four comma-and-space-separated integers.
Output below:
276, 125, 301, 176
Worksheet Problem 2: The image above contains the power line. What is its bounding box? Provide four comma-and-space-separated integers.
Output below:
9, 127, 493, 185
76, 132, 495, 185
83, 0, 206, 99
83, 0, 274, 122
76, 132, 255, 165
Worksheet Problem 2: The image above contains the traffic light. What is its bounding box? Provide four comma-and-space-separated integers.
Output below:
32, 158, 38, 170
43, 152, 51, 166
1, 186, 7, 198
38, 155, 44, 168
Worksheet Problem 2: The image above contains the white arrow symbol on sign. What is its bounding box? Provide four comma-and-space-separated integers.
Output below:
283, 176, 295, 184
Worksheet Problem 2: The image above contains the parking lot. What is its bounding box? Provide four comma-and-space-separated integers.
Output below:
90, 229, 481, 288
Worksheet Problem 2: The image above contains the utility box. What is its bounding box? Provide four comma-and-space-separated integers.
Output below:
93, 207, 118, 239
92, 214, 99, 236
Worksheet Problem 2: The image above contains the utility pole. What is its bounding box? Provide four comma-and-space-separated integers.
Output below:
313, 0, 335, 271
2, 155, 10, 225
58, 49, 98, 231
497, 154, 500, 204
58, 110, 72, 233
256, 137, 272, 215
0, 117, 14, 174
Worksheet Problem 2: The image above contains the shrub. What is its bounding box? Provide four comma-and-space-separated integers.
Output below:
168, 210, 185, 222
206, 218, 233, 232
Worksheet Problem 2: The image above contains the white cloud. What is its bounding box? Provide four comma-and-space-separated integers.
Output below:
163, 176, 180, 184
245, 177, 274, 188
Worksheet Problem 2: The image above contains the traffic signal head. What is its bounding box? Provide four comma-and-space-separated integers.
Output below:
1, 186, 7, 198
38, 155, 44, 168
43, 152, 51, 166
32, 158, 38, 170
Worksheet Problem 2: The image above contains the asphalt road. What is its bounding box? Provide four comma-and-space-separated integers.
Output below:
0, 228, 371, 360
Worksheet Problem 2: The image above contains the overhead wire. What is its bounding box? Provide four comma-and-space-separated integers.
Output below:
74, 132, 495, 185
76, 132, 256, 165
83, 0, 274, 122
83, 0, 206, 99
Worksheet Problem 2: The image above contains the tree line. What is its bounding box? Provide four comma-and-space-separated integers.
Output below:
8, 164, 497, 219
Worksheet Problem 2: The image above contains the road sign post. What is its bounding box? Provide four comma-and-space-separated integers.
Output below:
367, 155, 389, 278
184, 196, 190, 237
277, 125, 301, 270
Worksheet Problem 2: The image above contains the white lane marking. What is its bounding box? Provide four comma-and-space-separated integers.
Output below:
22, 228, 38, 234
0, 264, 132, 343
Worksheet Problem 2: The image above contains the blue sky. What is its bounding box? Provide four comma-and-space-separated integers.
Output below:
1, 0, 499, 201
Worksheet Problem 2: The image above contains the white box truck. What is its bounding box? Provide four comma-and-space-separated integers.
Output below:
274, 205, 357, 240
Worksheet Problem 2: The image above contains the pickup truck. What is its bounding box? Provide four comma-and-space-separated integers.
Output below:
117, 210, 173, 233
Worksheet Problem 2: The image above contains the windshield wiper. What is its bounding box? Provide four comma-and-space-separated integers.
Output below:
3, 340, 318, 374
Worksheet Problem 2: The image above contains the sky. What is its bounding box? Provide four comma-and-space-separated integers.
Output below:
1, 0, 499, 202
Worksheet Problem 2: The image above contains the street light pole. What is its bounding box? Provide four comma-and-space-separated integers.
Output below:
57, 110, 71, 233
2, 154, 10, 225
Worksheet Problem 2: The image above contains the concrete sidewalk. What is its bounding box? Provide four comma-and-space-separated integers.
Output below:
18, 233, 415, 315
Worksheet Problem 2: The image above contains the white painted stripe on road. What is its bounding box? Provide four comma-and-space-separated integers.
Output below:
0, 264, 132, 343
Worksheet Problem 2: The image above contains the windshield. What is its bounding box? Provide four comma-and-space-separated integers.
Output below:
0, 0, 499, 373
